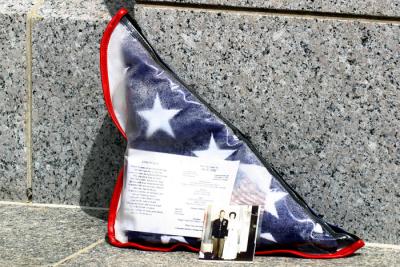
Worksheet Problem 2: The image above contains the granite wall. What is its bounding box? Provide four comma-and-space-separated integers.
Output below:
0, 0, 398, 244
0, 1, 34, 201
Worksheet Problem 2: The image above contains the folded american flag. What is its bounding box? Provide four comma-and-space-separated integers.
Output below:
100, 8, 364, 258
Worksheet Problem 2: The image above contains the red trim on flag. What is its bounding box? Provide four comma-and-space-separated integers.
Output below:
100, 8, 128, 139
101, 8, 365, 259
106, 167, 364, 257
255, 239, 365, 258
107, 166, 199, 252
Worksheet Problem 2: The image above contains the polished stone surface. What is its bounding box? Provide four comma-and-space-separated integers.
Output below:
31, 1, 126, 207
0, 203, 107, 266
1, 203, 398, 266
24, 0, 400, 245
141, 0, 400, 17
0, 0, 34, 14
0, 1, 34, 201
134, 6, 400, 244
60, 243, 398, 266
36, 0, 135, 21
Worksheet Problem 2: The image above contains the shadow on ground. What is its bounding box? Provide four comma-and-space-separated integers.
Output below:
80, 116, 126, 220
79, 1, 133, 220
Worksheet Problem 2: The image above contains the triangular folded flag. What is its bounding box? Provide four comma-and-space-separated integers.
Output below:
100, 8, 364, 258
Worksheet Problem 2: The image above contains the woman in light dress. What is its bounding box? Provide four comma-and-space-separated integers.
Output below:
222, 212, 240, 260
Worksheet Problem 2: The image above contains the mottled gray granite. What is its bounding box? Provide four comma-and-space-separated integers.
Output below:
0, 203, 107, 266
134, 6, 400, 244
0, 1, 34, 201
60, 243, 399, 266
0, 0, 34, 14
0, 203, 397, 266
27, 0, 400, 245
31, 1, 126, 207
141, 0, 400, 17
36, 0, 135, 21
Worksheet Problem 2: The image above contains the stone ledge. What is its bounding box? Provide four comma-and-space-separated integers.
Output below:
1, 202, 398, 266
60, 243, 400, 266
0, 203, 107, 266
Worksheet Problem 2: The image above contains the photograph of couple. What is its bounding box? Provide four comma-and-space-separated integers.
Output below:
199, 205, 260, 262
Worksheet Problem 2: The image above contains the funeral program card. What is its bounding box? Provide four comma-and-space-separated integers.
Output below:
121, 149, 240, 238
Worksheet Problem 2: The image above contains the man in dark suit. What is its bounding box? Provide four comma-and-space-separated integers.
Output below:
211, 210, 229, 259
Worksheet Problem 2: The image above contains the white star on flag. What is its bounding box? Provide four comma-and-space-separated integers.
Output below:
160, 235, 188, 244
236, 164, 287, 219
138, 94, 181, 138
264, 190, 287, 219
193, 134, 236, 160
257, 169, 287, 219
313, 223, 323, 234
260, 232, 276, 243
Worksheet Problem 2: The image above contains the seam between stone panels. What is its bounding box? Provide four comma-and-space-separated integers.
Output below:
25, 0, 44, 202
137, 2, 400, 24
52, 239, 105, 266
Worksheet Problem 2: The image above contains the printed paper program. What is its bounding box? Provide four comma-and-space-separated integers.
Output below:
121, 149, 239, 238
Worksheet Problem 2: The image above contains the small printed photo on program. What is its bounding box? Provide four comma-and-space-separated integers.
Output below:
199, 205, 260, 262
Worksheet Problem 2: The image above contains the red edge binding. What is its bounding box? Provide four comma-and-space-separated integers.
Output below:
100, 8, 128, 139
101, 8, 365, 258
